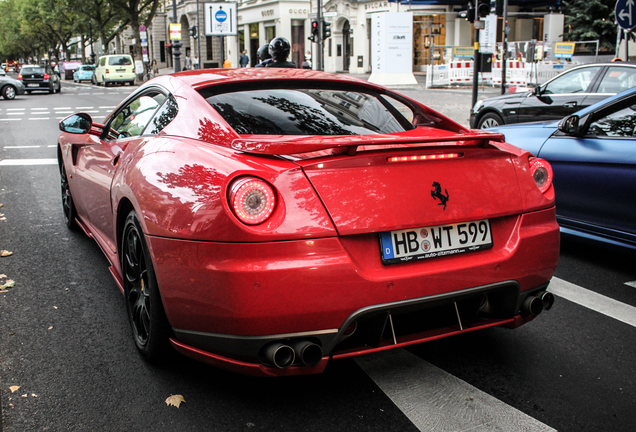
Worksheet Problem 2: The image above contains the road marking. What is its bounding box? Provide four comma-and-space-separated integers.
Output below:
6, 113, 23, 115
99, 106, 116, 109
549, 277, 636, 328
0, 119, 21, 121
6, 108, 25, 111
31, 108, 48, 111
75, 106, 94, 109
0, 159, 57, 166
4, 146, 40, 149
28, 118, 50, 120
54, 107, 72, 110
357, 350, 555, 432
625, 281, 636, 288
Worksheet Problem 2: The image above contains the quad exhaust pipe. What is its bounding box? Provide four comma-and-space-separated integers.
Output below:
522, 291, 555, 316
262, 340, 323, 369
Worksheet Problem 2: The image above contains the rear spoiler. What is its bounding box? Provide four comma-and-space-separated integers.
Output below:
231, 129, 505, 156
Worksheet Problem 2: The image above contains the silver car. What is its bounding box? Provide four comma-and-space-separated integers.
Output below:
0, 69, 26, 100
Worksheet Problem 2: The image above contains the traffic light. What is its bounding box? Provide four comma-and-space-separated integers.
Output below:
477, 0, 490, 18
495, 0, 504, 16
322, 20, 331, 40
189, 26, 197, 38
308, 20, 318, 42
464, 4, 476, 23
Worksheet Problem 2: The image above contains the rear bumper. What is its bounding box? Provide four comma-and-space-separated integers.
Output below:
104, 73, 135, 83
147, 207, 559, 375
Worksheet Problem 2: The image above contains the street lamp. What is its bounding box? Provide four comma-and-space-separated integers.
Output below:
89, 20, 95, 65
172, 0, 182, 72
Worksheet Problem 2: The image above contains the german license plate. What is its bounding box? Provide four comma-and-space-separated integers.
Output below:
379, 219, 493, 265
27, 83, 39, 87
116, 69, 126, 73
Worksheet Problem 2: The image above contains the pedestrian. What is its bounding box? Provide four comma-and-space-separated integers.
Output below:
193, 55, 199, 69
255, 44, 272, 67
184, 55, 191, 71
301, 56, 311, 69
151, 58, 158, 75
239, 50, 249, 67
264, 37, 297, 68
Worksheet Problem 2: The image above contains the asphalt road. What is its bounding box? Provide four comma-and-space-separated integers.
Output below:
0, 77, 635, 432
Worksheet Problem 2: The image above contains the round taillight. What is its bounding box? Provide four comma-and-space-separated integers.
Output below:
229, 177, 276, 225
529, 157, 553, 194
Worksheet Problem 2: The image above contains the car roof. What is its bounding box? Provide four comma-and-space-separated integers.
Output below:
168, 68, 376, 91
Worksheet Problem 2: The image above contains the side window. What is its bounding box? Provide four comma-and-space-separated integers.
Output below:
543, 67, 601, 95
587, 99, 636, 138
144, 95, 179, 135
109, 92, 167, 139
99, 57, 106, 67
596, 67, 636, 94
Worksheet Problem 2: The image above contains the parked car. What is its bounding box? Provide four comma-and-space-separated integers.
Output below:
488, 86, 636, 250
92, 54, 135, 86
57, 69, 559, 376
73, 65, 95, 83
471, 63, 636, 129
59, 61, 83, 80
17, 64, 61, 94
0, 68, 26, 100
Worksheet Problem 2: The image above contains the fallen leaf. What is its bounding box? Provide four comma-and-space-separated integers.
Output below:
165, 394, 185, 408
1, 280, 15, 289
0, 217, 6, 221
0, 274, 6, 278
9, 386, 20, 393
48, 326, 53, 330
31, 394, 38, 398
21, 394, 27, 398
0, 250, 12, 257
53, 306, 57, 309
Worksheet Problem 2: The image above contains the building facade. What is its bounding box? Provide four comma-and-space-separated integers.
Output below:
104, 0, 566, 73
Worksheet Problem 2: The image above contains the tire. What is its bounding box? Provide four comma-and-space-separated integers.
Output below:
60, 163, 78, 230
1, 85, 16, 100
49, 85, 54, 94
55, 82, 61, 93
477, 112, 504, 129
91, 75, 96, 85
122, 210, 172, 361
26, 90, 32, 95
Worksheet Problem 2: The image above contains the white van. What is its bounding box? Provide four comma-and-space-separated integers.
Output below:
93, 54, 135, 86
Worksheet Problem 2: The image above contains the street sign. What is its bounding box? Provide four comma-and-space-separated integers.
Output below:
616, 0, 636, 30
554, 42, 575, 59
169, 23, 181, 40
205, 2, 238, 36
139, 25, 146, 32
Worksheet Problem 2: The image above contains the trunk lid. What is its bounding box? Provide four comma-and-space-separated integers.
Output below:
294, 145, 524, 235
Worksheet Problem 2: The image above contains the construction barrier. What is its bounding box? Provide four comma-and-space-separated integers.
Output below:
426, 60, 580, 88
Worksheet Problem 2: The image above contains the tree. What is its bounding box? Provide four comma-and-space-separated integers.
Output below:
563, 0, 618, 51
119, 0, 161, 72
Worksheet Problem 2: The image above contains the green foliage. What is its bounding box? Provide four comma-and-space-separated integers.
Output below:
563, 0, 619, 50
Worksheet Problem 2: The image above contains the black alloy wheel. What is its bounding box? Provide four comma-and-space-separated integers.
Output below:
60, 163, 78, 230
122, 210, 171, 361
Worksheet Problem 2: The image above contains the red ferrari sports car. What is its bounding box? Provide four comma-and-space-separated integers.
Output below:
58, 68, 559, 376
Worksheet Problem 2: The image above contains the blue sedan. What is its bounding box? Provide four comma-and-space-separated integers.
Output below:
73, 65, 95, 83
489, 87, 636, 250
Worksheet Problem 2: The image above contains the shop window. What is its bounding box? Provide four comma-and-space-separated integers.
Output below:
413, 14, 446, 67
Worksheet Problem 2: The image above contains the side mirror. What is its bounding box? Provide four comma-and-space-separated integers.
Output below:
532, 86, 541, 96
558, 115, 580, 135
59, 113, 93, 134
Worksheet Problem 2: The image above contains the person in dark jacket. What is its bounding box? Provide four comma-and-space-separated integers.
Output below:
239, 50, 249, 67
265, 37, 297, 68
255, 44, 272, 67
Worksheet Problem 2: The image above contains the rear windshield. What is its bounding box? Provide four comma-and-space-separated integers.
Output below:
204, 89, 413, 135
21, 67, 45, 74
108, 56, 132, 66
81, 65, 95, 71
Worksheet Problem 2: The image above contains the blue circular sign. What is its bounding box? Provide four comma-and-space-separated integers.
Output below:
215, 10, 227, 23
616, 0, 636, 30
